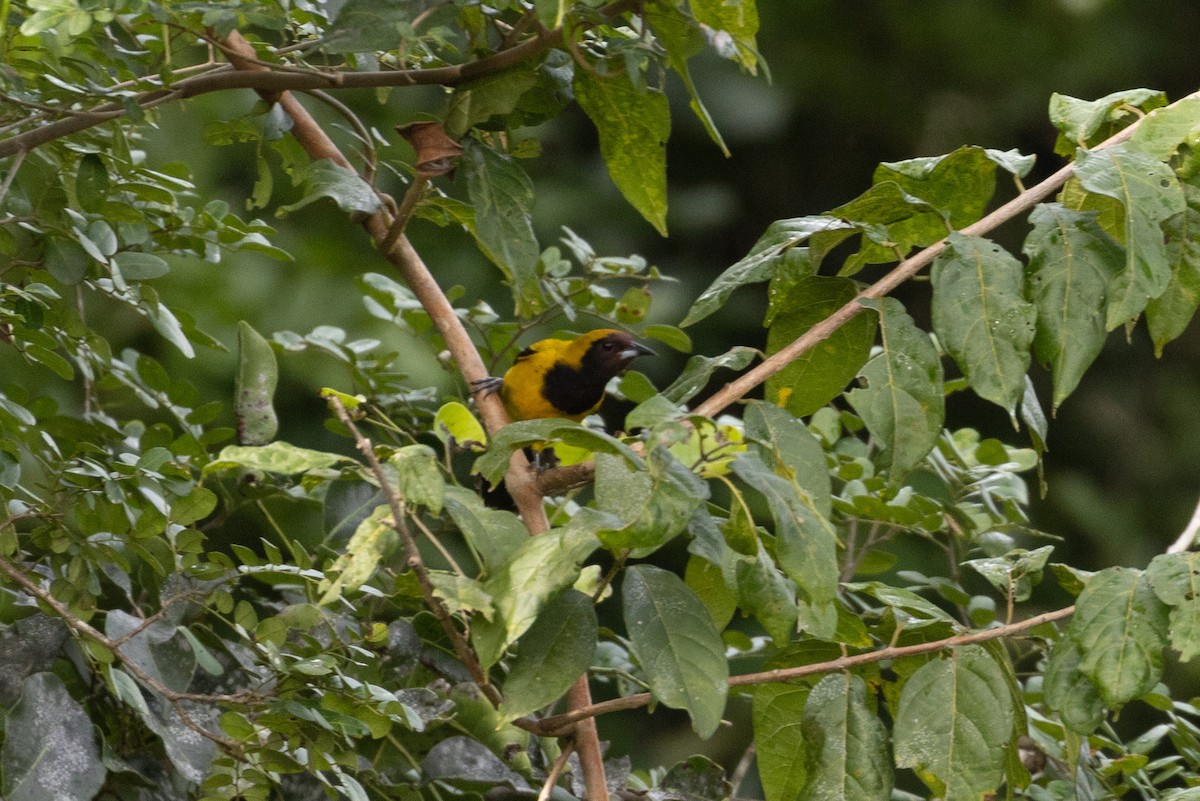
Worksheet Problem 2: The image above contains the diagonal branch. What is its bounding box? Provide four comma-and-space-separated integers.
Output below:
532, 88, 1200, 497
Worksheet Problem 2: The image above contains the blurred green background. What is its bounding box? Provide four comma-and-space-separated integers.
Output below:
127, 0, 1200, 775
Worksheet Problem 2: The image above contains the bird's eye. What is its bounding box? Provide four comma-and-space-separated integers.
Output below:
602, 341, 614, 351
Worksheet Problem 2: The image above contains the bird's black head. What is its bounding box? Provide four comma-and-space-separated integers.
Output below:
579, 330, 656, 379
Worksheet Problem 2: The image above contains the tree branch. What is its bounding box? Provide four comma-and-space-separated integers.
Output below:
0, 0, 637, 159
534, 605, 1076, 735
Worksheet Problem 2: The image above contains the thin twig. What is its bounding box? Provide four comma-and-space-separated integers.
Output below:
538, 740, 576, 801
0, 149, 27, 207
328, 395, 502, 706
534, 605, 1076, 735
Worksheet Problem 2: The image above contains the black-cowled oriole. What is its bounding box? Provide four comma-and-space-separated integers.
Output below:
473, 329, 655, 423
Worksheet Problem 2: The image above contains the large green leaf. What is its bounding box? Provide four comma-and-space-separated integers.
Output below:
1073, 143, 1186, 328
463, 139, 542, 315
1043, 636, 1106, 735
472, 513, 604, 667
931, 232, 1036, 416
1146, 199, 1200, 355
498, 590, 597, 723
893, 645, 1015, 801
1146, 553, 1200, 662
734, 542, 798, 642
1022, 203, 1123, 410
445, 65, 540, 138
690, 0, 760, 73
681, 216, 850, 327
765, 275, 876, 417
2, 673, 105, 801
845, 297, 944, 479
575, 69, 670, 236
443, 487, 527, 578
1049, 88, 1166, 154
743, 400, 832, 517
750, 642, 845, 801
731, 452, 839, 627
800, 674, 893, 801
1128, 96, 1200, 161
1066, 566, 1169, 705
623, 565, 728, 737
595, 447, 708, 553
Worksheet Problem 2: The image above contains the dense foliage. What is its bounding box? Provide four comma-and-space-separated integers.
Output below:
2, 2, 1200, 800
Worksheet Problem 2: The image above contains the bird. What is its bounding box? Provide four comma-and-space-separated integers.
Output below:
472, 329, 655, 423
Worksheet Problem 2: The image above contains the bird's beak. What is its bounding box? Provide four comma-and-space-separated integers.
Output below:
621, 342, 656, 360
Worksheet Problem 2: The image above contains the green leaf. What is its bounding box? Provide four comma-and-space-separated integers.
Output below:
963, 546, 1053, 603
893, 645, 1014, 801
595, 447, 707, 553
1073, 143, 1186, 328
743, 400, 831, 517
659, 755, 733, 801
734, 543, 798, 642
750, 642, 843, 801
845, 297, 944, 479
433, 401, 488, 452
931, 232, 1036, 416
682, 216, 848, 327
445, 65, 540, 138
1146, 553, 1200, 662
473, 514, 602, 667
1049, 89, 1166, 154
643, 323, 693, 354
43, 237, 89, 285
661, 346, 757, 405
428, 572, 492, 617
686, 554, 737, 630
171, 486, 217, 525
690, 0, 760, 73
324, 0, 411, 53
2, 672, 105, 801
731, 452, 839, 616
498, 589, 597, 723
1043, 636, 1106, 734
575, 69, 670, 236
235, 320, 279, 446
800, 673, 893, 801
1129, 97, 1200, 160
473, 419, 640, 486
319, 505, 397, 603
277, 159, 381, 216
645, 1, 729, 156
875, 146, 1025, 228
207, 441, 351, 475
1023, 203, 1123, 410
1066, 566, 1169, 705
463, 139, 542, 315
112, 251, 170, 280
75, 153, 109, 212
765, 276, 876, 417
390, 444, 444, 514
1146, 200, 1200, 355
623, 564, 728, 737
19, 0, 94, 36
443, 486, 527, 577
